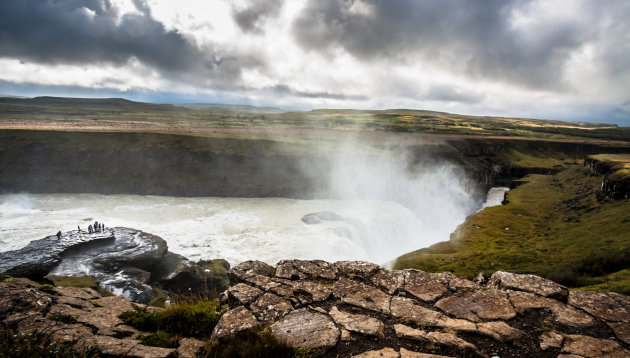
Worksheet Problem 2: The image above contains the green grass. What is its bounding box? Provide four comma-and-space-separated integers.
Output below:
45, 275, 112, 297
119, 299, 224, 339
138, 331, 179, 348
203, 327, 316, 358
394, 166, 630, 294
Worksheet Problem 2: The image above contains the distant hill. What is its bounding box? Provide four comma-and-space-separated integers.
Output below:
178, 103, 285, 113
0, 96, 179, 112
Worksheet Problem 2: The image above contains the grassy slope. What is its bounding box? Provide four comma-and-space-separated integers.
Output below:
394, 166, 630, 294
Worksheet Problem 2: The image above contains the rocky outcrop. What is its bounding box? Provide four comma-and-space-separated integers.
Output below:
0, 277, 189, 358
4, 260, 630, 357
219, 259, 630, 357
0, 228, 230, 304
584, 156, 630, 200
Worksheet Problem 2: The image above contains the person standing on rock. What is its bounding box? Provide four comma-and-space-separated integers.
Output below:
78, 225, 81, 232
56, 231, 62, 239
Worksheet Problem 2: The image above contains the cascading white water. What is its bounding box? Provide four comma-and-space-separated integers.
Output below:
0, 141, 484, 267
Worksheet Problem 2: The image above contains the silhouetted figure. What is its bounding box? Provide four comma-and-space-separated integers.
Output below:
78, 225, 81, 232
88, 225, 93, 234
56, 231, 61, 239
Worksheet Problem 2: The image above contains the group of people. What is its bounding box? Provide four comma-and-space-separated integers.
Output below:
88, 221, 105, 234
76, 221, 106, 234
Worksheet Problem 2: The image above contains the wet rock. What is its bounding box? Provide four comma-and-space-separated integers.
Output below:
333, 277, 391, 314
2, 264, 52, 284
390, 296, 443, 325
270, 308, 339, 349
329, 306, 384, 337
371, 269, 405, 294
476, 321, 524, 342
394, 324, 476, 350
489, 271, 568, 299
302, 211, 344, 224
226, 283, 264, 306
539, 331, 563, 350
568, 290, 630, 323
211, 306, 260, 340
353, 347, 400, 358
334, 261, 381, 276
404, 269, 450, 302
177, 337, 204, 358
435, 289, 515, 321
509, 290, 596, 327
561, 334, 630, 358
249, 292, 292, 323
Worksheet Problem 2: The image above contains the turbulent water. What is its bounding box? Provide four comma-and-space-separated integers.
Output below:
0, 187, 505, 266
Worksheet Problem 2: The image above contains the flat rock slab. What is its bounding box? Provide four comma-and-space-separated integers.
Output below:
90, 335, 175, 358
608, 321, 630, 345
394, 324, 476, 351
400, 348, 455, 358
540, 331, 563, 350
249, 292, 292, 323
561, 334, 630, 358
177, 337, 203, 358
226, 283, 263, 305
333, 277, 391, 314
509, 290, 596, 327
211, 306, 260, 340
329, 306, 384, 337
371, 270, 405, 294
274, 278, 332, 302
271, 309, 339, 349
404, 270, 450, 302
230, 260, 275, 280
489, 271, 568, 298
568, 290, 630, 323
277, 259, 338, 280
334, 261, 381, 276
390, 296, 443, 325
435, 289, 515, 321
476, 321, 524, 342
353, 347, 400, 358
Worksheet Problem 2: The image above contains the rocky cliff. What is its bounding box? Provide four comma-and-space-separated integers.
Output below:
3, 260, 630, 357
584, 155, 630, 200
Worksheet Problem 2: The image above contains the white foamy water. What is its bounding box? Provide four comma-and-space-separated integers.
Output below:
481, 187, 509, 209
0, 193, 459, 266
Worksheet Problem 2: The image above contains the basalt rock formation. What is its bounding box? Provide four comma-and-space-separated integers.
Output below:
0, 228, 230, 304
220, 260, 630, 357
2, 261, 630, 357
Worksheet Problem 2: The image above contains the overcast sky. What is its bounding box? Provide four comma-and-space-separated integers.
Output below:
0, 0, 629, 124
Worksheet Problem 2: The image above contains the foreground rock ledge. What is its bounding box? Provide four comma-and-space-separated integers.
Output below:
3, 259, 630, 357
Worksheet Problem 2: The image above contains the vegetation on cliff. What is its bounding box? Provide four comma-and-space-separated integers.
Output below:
394, 164, 630, 294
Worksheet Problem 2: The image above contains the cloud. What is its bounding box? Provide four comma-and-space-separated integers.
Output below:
268, 84, 368, 101
291, 0, 628, 91
0, 0, 261, 85
232, 0, 284, 34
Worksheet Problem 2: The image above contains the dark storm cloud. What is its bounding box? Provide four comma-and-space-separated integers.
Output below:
0, 0, 260, 84
292, 0, 627, 90
233, 0, 284, 34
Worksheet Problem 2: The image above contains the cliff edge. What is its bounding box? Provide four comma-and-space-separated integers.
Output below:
2, 260, 630, 357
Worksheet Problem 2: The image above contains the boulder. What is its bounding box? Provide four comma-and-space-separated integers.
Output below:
270, 309, 339, 349
177, 337, 204, 358
229, 260, 275, 284
435, 289, 515, 321
226, 283, 264, 306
